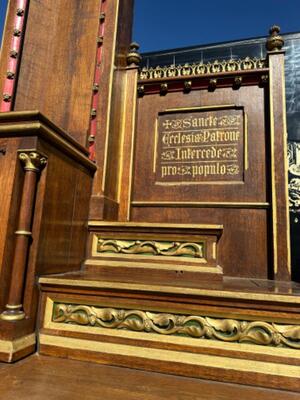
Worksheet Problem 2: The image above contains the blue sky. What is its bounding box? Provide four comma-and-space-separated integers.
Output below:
133, 0, 300, 52
0, 0, 7, 44
0, 1, 299, 51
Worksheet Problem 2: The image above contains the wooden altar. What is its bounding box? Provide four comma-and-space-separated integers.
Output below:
0, 0, 299, 393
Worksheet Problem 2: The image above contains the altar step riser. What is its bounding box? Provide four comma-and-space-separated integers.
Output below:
84, 261, 223, 287
39, 337, 300, 393
38, 278, 300, 392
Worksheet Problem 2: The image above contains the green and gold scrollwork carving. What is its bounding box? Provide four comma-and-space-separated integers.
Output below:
52, 303, 300, 350
96, 238, 204, 258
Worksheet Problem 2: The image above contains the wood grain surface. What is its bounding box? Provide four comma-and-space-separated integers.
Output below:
0, 354, 299, 400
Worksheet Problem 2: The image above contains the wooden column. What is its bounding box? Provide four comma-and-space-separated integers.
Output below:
117, 43, 141, 221
266, 26, 291, 280
0, 151, 47, 321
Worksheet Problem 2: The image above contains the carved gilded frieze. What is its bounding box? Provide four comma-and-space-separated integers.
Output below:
97, 238, 204, 258
139, 58, 267, 81
52, 303, 300, 350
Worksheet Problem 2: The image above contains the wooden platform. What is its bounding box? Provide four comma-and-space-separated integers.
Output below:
0, 354, 299, 400
38, 271, 300, 392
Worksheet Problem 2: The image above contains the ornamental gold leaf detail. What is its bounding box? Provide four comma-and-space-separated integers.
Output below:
97, 238, 203, 258
19, 151, 47, 172
139, 58, 266, 81
52, 303, 300, 350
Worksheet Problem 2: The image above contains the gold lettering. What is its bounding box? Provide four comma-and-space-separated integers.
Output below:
158, 110, 243, 182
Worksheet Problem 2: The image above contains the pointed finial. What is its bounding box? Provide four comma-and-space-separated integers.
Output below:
266, 25, 284, 51
126, 42, 142, 66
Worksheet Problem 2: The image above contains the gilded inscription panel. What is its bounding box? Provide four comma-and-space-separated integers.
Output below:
155, 108, 245, 184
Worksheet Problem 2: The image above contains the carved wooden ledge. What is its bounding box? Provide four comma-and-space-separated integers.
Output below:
86, 221, 223, 285
0, 111, 97, 172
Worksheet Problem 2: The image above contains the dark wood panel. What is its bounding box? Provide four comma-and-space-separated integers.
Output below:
1, 355, 298, 400
131, 207, 269, 278
14, 0, 100, 145
133, 85, 267, 203
23, 139, 93, 318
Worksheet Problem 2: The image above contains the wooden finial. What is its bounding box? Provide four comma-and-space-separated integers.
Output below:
126, 42, 142, 66
266, 25, 284, 51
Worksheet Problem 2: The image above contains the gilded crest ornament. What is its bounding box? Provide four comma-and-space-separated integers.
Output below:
139, 58, 266, 81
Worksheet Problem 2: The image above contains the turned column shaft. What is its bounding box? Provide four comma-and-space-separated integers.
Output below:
1, 151, 47, 321
7, 170, 38, 306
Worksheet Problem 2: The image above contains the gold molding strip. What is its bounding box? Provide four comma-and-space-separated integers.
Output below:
39, 333, 300, 378
44, 315, 300, 360
244, 112, 248, 170
131, 201, 270, 209
51, 303, 300, 350
14, 230, 32, 236
38, 277, 300, 305
88, 221, 223, 229
163, 104, 236, 113
268, 60, 278, 275
153, 117, 158, 173
139, 58, 267, 81
281, 64, 292, 274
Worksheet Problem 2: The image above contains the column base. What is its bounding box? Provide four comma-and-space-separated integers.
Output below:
0, 305, 25, 321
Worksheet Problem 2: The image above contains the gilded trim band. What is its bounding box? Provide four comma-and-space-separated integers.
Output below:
139, 58, 267, 81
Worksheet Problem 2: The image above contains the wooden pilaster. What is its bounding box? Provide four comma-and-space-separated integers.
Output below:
267, 26, 291, 280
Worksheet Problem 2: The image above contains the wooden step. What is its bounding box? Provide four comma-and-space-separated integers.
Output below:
38, 271, 300, 392
86, 221, 224, 285
1, 354, 300, 400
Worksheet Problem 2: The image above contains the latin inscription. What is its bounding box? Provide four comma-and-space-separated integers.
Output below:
156, 109, 244, 184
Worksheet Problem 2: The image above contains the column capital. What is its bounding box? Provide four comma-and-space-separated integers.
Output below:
18, 151, 47, 172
